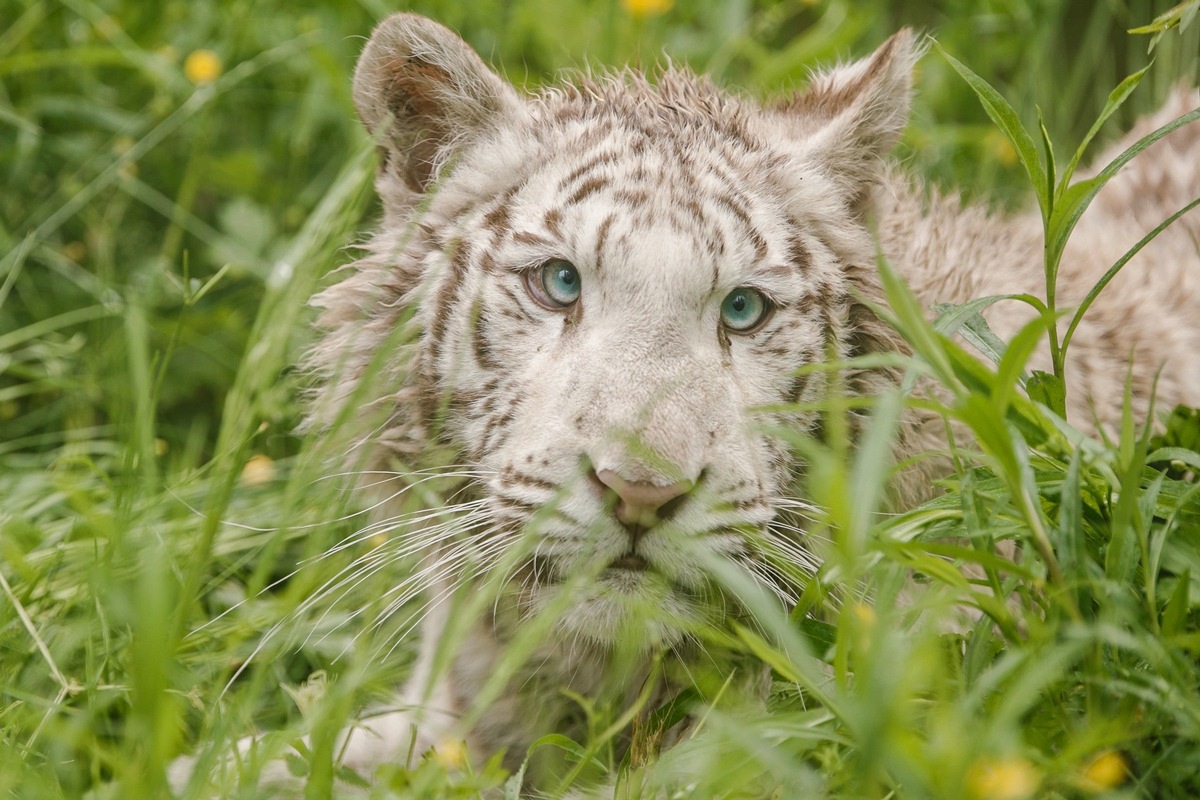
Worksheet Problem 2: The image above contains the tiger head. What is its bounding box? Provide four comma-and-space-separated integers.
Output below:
307, 14, 917, 651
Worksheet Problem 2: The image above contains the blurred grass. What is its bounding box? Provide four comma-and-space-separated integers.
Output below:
2, 0, 1200, 798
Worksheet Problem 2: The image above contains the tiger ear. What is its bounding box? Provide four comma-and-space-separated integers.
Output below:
353, 13, 521, 192
777, 30, 922, 211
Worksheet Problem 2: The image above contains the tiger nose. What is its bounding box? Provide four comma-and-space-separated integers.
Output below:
594, 469, 691, 529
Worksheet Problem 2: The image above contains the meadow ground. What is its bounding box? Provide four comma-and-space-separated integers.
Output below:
2, 0, 1200, 797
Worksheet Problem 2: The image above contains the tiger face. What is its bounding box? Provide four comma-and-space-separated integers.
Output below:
308, 14, 916, 650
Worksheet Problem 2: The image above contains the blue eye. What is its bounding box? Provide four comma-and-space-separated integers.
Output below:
527, 259, 581, 309
720, 287, 771, 333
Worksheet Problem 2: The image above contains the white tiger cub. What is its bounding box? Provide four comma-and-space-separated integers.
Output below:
176, 11, 1200, 795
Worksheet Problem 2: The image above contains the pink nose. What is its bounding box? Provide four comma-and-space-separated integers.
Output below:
594, 469, 691, 530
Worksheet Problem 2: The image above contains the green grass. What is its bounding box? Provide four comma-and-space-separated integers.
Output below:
2, 0, 1200, 797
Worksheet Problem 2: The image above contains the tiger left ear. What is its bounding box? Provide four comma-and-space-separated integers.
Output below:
353, 13, 521, 193
776, 30, 922, 211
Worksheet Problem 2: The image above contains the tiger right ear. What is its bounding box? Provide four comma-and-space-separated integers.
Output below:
775, 30, 922, 215
352, 13, 521, 192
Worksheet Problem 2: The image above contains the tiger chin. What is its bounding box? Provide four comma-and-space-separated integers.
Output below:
173, 11, 1200, 796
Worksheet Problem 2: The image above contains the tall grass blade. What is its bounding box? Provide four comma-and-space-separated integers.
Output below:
937, 45, 1048, 219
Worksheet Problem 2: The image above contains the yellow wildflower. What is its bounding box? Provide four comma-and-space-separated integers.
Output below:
1079, 750, 1128, 792
432, 737, 468, 769
184, 49, 222, 85
95, 16, 120, 41
240, 454, 276, 487
966, 755, 1040, 800
620, 0, 673, 18
985, 129, 1018, 167
63, 241, 87, 263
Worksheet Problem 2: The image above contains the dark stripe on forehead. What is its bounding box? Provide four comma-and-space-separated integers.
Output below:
594, 213, 616, 273
483, 201, 511, 234
611, 187, 651, 207
712, 193, 769, 261
482, 183, 524, 237
759, 264, 795, 280
786, 233, 812, 272
657, 206, 728, 262
566, 175, 612, 206
558, 148, 623, 191
512, 230, 555, 247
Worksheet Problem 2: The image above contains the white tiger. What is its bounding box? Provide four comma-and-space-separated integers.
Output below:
175, 11, 1200, 795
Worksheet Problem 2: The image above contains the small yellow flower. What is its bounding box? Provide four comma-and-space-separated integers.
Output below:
620, 0, 673, 18
63, 241, 87, 263
240, 454, 276, 487
852, 602, 876, 626
154, 438, 169, 456
95, 16, 120, 41
432, 737, 468, 769
966, 755, 1040, 800
1079, 750, 1128, 792
184, 49, 222, 85
985, 129, 1018, 167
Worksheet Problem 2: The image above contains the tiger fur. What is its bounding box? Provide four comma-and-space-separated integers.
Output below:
176, 12, 1200, 794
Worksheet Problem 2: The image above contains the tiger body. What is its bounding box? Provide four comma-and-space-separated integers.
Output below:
185, 12, 1200, 793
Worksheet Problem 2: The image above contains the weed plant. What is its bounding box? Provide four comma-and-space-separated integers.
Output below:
2, 1, 1200, 798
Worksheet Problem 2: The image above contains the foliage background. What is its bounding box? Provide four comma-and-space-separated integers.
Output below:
1, 0, 1198, 798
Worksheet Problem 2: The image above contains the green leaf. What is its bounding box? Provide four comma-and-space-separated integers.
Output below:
1060, 64, 1152, 189
938, 44, 1048, 220
797, 618, 838, 655
1147, 447, 1200, 472
526, 734, 607, 770
1027, 371, 1067, 418
1037, 107, 1056, 216
932, 296, 1015, 368
333, 764, 372, 789
873, 244, 958, 392
1129, 1, 1200, 52
734, 622, 805, 685
1047, 105, 1200, 273
1056, 446, 1085, 576
503, 755, 529, 800
1107, 374, 1147, 584
993, 315, 1046, 412
1062, 195, 1200, 357
1162, 570, 1192, 636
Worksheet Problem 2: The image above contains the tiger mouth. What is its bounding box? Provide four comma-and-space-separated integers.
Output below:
609, 553, 648, 571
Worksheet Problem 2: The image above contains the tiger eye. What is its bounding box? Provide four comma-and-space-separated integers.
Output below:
525, 259, 581, 309
720, 287, 771, 333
